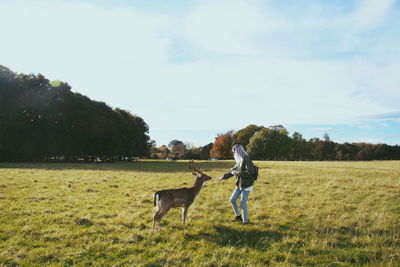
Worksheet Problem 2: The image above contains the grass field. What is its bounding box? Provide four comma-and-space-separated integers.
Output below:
0, 160, 399, 266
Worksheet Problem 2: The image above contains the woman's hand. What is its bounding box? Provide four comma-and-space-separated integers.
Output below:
216, 176, 224, 182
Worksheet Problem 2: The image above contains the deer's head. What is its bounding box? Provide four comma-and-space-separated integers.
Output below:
189, 160, 212, 182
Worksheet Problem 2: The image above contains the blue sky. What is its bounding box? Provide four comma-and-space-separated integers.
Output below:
1, 0, 399, 146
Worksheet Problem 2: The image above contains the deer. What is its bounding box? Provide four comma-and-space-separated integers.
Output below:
152, 160, 212, 231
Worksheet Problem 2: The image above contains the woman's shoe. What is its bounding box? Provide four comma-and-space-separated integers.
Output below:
229, 215, 242, 222
241, 220, 250, 225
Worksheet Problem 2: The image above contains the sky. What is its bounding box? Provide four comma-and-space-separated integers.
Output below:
1, 0, 399, 146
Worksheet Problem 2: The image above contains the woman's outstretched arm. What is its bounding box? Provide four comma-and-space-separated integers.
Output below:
217, 164, 238, 182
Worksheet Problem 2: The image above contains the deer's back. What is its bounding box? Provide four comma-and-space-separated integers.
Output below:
156, 188, 194, 207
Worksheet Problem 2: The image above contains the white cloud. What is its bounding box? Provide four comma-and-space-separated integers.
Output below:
183, 0, 290, 55
1, 0, 399, 146
353, 0, 394, 27
2, 2, 172, 65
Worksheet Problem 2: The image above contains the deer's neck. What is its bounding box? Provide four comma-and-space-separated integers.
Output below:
192, 178, 204, 197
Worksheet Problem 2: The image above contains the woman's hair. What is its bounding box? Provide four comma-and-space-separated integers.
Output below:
232, 144, 248, 164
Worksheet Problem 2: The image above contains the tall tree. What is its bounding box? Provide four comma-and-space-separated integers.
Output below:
247, 126, 291, 160
167, 140, 187, 157
290, 132, 312, 160
210, 131, 234, 159
232, 124, 264, 149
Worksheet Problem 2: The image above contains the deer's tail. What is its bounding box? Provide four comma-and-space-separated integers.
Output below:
153, 192, 160, 207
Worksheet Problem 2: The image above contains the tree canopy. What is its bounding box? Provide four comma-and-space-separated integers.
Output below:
0, 65, 150, 162
232, 124, 264, 149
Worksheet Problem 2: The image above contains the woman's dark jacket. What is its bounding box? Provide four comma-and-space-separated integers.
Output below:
222, 154, 256, 189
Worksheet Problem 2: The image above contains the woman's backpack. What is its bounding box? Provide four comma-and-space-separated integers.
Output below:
252, 164, 259, 180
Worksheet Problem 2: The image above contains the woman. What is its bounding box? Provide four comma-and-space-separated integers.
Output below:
217, 144, 256, 224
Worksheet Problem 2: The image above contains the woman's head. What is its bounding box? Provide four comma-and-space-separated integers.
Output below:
232, 144, 247, 163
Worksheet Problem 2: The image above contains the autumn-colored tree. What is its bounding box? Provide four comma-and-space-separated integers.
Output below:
158, 145, 170, 159
210, 130, 234, 159
167, 140, 187, 157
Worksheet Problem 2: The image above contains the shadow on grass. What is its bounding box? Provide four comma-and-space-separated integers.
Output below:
185, 225, 283, 249
0, 160, 235, 173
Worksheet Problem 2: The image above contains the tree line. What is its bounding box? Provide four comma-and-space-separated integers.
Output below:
150, 124, 400, 161
209, 125, 400, 161
150, 140, 213, 160
0, 65, 150, 162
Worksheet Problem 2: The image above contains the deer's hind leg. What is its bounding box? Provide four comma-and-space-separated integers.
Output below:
152, 206, 161, 231
153, 202, 164, 231
153, 204, 171, 231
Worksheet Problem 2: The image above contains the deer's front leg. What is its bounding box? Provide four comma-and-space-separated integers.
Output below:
182, 206, 189, 226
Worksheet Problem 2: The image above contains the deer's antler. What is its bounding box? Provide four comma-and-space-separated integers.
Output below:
188, 160, 202, 173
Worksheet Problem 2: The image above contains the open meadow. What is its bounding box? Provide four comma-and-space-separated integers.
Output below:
0, 160, 399, 266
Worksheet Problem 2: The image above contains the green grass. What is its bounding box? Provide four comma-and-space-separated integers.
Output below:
0, 160, 399, 266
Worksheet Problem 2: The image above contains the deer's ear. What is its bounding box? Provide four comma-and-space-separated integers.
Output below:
192, 172, 198, 176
